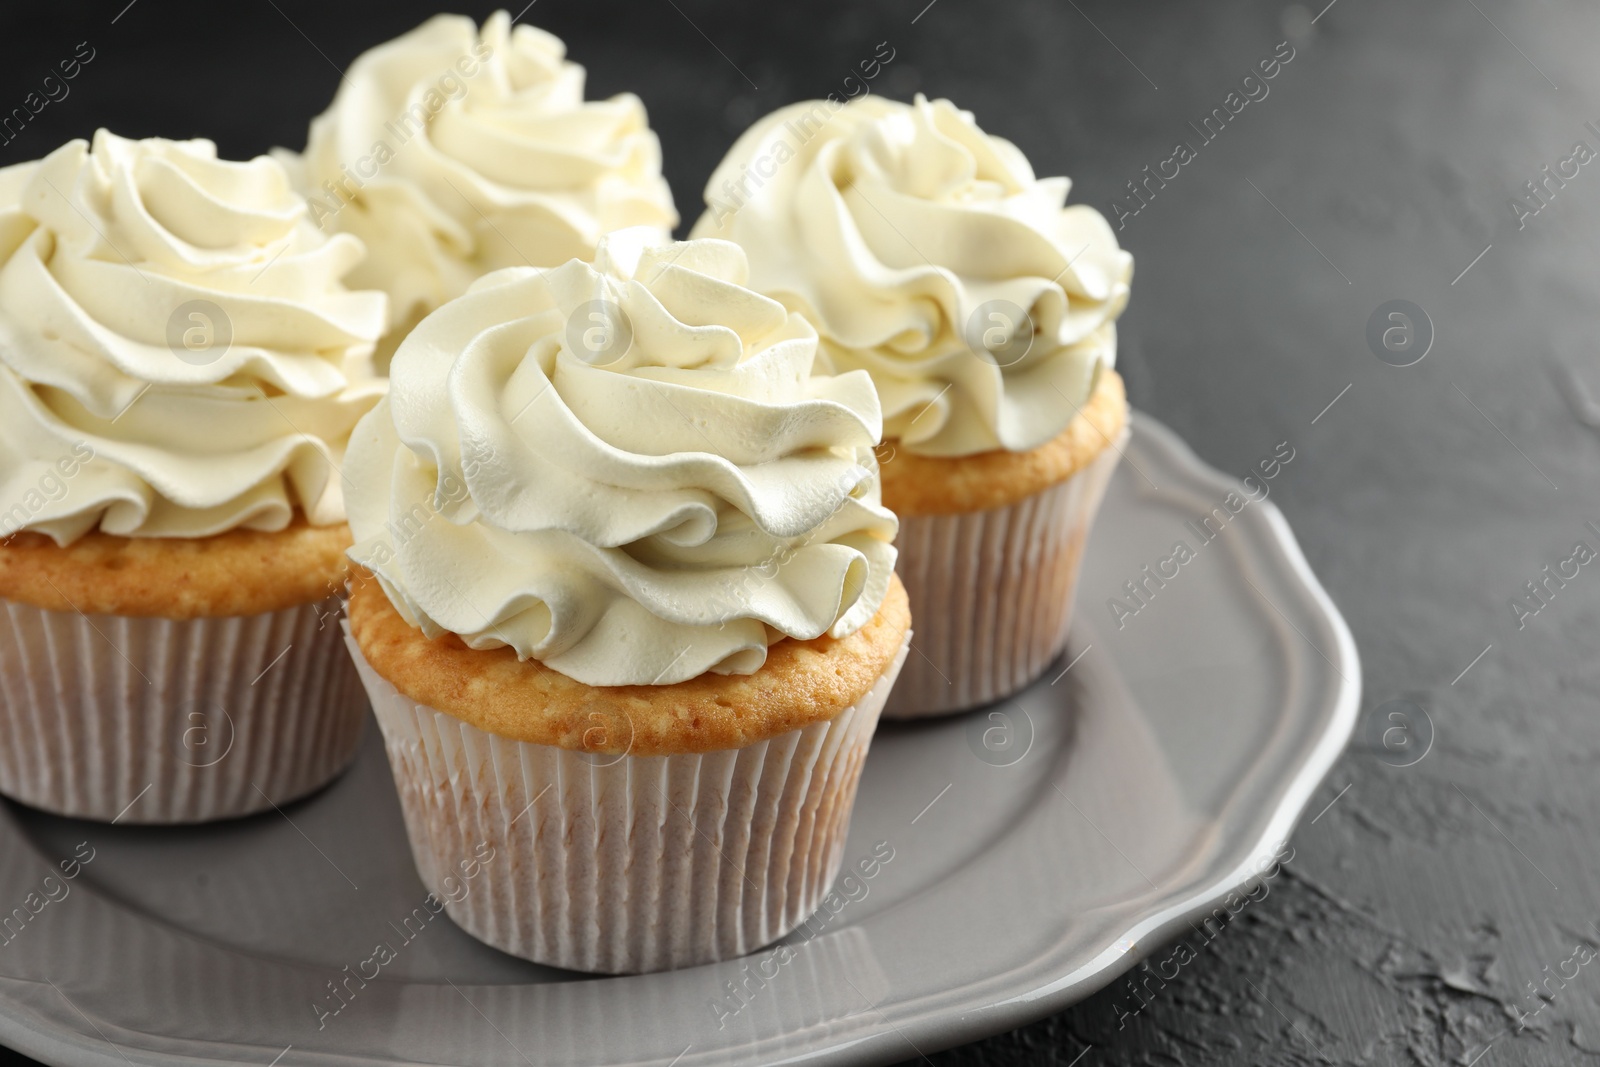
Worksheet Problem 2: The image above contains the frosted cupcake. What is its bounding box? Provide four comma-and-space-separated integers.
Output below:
288, 10, 678, 364
694, 94, 1131, 717
342, 231, 908, 974
0, 131, 387, 822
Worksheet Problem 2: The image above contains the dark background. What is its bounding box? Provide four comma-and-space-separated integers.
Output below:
4, 1, 1599, 1064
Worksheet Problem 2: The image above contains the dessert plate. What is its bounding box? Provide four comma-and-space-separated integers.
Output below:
0, 412, 1360, 1067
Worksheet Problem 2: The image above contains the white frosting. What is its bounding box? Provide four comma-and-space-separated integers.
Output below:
344, 231, 898, 687
293, 11, 678, 336
0, 130, 386, 543
692, 94, 1132, 456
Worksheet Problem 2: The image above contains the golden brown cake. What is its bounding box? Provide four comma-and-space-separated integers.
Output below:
0, 518, 351, 619
880, 369, 1128, 517
349, 569, 909, 755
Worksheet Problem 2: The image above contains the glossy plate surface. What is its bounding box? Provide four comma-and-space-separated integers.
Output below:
0, 413, 1360, 1067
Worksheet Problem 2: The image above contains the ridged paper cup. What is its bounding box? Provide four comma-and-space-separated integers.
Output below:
0, 595, 366, 823
346, 627, 909, 975
885, 428, 1125, 718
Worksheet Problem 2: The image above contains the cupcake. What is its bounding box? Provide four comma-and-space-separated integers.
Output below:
693, 94, 1132, 717
0, 131, 387, 822
341, 231, 908, 973
288, 10, 678, 365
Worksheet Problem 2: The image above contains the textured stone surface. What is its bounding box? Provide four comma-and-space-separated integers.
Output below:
0, 1, 1594, 1064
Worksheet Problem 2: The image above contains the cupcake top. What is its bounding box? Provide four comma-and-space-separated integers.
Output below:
692, 93, 1132, 458
344, 231, 898, 688
0, 130, 386, 544
294, 11, 679, 335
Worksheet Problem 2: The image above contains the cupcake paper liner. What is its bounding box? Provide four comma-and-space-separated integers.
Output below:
346, 627, 909, 975
0, 595, 366, 823
884, 429, 1126, 718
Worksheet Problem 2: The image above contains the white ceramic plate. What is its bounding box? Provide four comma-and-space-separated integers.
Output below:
0, 413, 1360, 1067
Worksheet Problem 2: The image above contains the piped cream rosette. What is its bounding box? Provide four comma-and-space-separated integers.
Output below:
693, 92, 1131, 459
0, 130, 385, 541
291, 11, 678, 345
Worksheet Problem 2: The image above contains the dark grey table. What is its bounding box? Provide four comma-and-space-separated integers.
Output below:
1, 1, 1593, 1064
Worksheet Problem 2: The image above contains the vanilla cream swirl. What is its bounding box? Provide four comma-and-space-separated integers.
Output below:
294, 11, 678, 335
344, 232, 897, 687
692, 94, 1133, 457
0, 130, 386, 542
